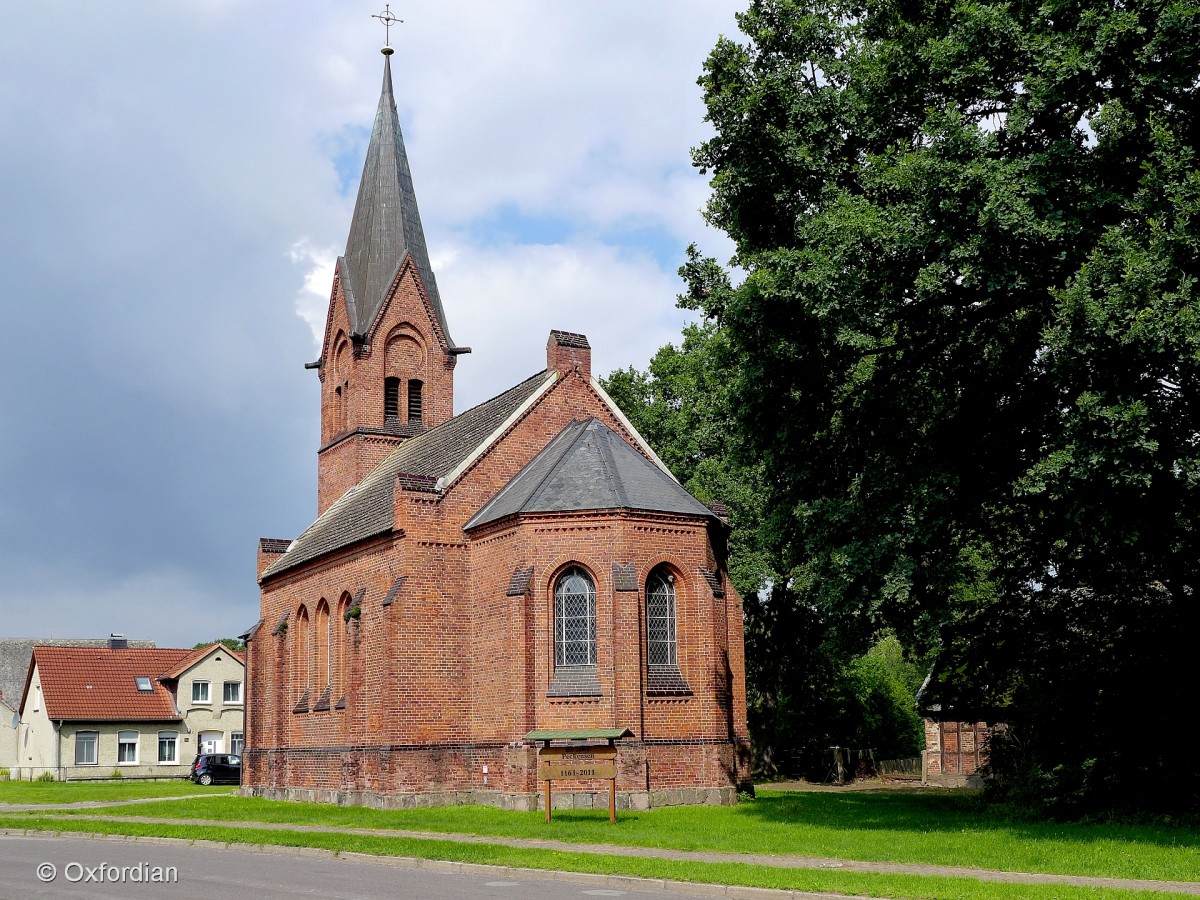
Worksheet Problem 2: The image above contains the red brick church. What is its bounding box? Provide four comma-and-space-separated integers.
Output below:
243, 49, 750, 810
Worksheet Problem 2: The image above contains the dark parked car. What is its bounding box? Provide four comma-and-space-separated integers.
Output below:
191, 753, 241, 786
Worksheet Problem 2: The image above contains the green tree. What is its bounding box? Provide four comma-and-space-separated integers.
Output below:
604, 322, 927, 776
688, 0, 1200, 811
193, 638, 245, 653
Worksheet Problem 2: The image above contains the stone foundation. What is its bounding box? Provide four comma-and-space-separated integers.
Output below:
241, 784, 736, 810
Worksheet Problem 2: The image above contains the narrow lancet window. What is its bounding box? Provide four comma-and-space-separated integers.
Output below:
384, 377, 401, 422
646, 568, 679, 669
554, 567, 596, 668
408, 379, 423, 425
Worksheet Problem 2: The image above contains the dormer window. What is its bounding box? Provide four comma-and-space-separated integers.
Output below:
135, 677, 153, 692
408, 379, 423, 425
384, 377, 401, 422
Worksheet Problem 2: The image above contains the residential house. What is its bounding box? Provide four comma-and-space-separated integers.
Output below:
15, 639, 244, 780
0, 637, 156, 777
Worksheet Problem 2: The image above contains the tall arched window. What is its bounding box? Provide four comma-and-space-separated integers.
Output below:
646, 567, 679, 669
384, 377, 401, 422
554, 567, 596, 668
295, 605, 310, 700
334, 592, 352, 701
314, 599, 330, 688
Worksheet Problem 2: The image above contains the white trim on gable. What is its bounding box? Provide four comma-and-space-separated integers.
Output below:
435, 370, 560, 492
588, 375, 679, 484
167, 644, 246, 683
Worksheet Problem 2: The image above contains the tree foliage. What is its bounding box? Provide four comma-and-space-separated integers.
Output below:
604, 324, 925, 775
687, 0, 1200, 811
193, 638, 245, 653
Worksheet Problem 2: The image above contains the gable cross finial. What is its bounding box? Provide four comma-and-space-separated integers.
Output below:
373, 5, 403, 55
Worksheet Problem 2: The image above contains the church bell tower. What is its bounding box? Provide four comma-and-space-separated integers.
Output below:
311, 45, 470, 515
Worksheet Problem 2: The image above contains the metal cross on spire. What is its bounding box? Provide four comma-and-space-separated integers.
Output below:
373, 5, 403, 53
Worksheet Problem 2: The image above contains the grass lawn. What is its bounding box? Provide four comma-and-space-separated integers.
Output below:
23, 787, 1200, 883
0, 778, 232, 805
0, 815, 1193, 900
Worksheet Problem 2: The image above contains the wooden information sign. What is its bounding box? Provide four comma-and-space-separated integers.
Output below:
537, 746, 617, 781
525, 728, 632, 824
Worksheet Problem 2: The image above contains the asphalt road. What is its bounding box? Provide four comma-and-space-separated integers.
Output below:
0, 835, 678, 900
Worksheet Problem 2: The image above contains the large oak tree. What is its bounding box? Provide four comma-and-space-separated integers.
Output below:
689, 0, 1199, 810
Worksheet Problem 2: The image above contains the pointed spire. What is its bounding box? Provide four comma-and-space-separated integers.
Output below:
341, 52, 461, 350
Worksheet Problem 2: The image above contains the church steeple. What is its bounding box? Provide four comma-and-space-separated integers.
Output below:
314, 46, 467, 516
339, 52, 462, 350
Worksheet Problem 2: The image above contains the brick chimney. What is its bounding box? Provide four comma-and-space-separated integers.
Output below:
258, 537, 292, 580
546, 330, 591, 377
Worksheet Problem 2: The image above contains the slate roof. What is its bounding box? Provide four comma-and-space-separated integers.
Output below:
464, 418, 716, 530
28, 646, 195, 721
262, 370, 556, 578
0, 638, 155, 713
341, 54, 460, 350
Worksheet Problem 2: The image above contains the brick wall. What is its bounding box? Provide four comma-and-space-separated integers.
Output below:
923, 719, 993, 787
316, 260, 458, 514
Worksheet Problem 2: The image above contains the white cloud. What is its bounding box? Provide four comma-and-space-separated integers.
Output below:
440, 240, 693, 409
290, 240, 338, 344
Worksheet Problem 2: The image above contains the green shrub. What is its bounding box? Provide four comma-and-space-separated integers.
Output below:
36, 771, 57, 782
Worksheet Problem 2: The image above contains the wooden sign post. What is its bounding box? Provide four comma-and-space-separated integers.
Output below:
525, 728, 632, 824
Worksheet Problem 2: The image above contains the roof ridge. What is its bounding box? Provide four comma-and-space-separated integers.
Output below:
592, 420, 630, 508
263, 369, 556, 579
523, 419, 595, 511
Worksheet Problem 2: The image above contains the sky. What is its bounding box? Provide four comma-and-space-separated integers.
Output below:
0, 2, 745, 650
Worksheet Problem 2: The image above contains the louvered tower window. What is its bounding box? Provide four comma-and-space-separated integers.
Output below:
554, 567, 596, 667
384, 377, 401, 422
646, 567, 678, 668
407, 379, 423, 424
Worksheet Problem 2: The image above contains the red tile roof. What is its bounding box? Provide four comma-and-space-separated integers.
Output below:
29, 646, 194, 721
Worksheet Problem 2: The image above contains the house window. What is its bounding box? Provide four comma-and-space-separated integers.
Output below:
158, 731, 178, 764
223, 682, 243, 705
135, 676, 153, 692
384, 377, 401, 421
407, 379, 423, 424
554, 567, 596, 667
646, 567, 679, 668
75, 731, 98, 766
117, 731, 139, 764
231, 731, 245, 755
192, 680, 210, 704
